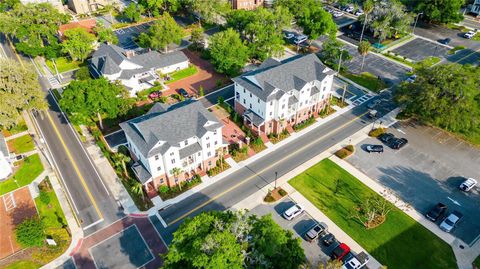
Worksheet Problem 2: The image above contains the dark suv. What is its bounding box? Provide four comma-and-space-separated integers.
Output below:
178, 88, 189, 98
378, 133, 395, 144
390, 138, 408, 149
366, 145, 384, 153
426, 203, 447, 222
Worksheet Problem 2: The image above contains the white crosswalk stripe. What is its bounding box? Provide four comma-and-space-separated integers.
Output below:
48, 76, 61, 88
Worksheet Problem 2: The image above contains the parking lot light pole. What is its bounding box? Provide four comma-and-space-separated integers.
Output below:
412, 12, 423, 35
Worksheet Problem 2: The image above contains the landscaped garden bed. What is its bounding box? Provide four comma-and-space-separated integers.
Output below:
293, 117, 316, 131
334, 145, 355, 159
158, 174, 202, 200
268, 130, 290, 144
263, 187, 287, 203
318, 106, 336, 118
368, 127, 386, 137
0, 154, 44, 195
289, 159, 457, 269
230, 144, 250, 162
206, 158, 230, 177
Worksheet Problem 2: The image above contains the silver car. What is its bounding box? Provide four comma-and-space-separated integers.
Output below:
439, 211, 463, 232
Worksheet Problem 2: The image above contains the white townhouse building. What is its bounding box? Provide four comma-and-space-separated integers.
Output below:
119, 100, 226, 194
232, 54, 336, 136
90, 44, 190, 96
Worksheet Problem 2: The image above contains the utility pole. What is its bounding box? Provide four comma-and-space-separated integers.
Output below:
274, 171, 278, 189
341, 84, 347, 103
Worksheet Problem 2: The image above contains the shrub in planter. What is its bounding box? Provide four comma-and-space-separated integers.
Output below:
335, 148, 351, 159
345, 144, 355, 153
264, 192, 275, 203
368, 128, 386, 137
278, 188, 287, 197
159, 185, 169, 194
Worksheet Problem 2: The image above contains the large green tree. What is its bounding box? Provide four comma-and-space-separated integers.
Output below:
95, 23, 119, 45
164, 211, 305, 269
186, 0, 230, 25
0, 58, 47, 129
124, 2, 145, 22
209, 28, 249, 76
139, 0, 179, 17
395, 64, 480, 135
363, 0, 413, 42
0, 2, 69, 57
412, 0, 464, 24
0, 0, 19, 12
59, 78, 132, 129
138, 12, 183, 52
318, 38, 352, 71
299, 5, 337, 42
226, 7, 292, 60
61, 28, 96, 62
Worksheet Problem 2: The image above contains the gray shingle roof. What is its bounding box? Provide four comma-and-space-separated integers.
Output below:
90, 44, 189, 79
132, 162, 152, 184
0, 134, 8, 157
179, 142, 202, 160
310, 86, 320, 96
244, 109, 264, 126
232, 54, 332, 102
120, 100, 223, 158
288, 95, 298, 106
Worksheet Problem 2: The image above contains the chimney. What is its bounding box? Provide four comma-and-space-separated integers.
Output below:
125, 50, 135, 59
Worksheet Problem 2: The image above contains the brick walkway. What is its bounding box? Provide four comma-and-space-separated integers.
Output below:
72, 215, 167, 269
0, 187, 37, 260
163, 49, 230, 97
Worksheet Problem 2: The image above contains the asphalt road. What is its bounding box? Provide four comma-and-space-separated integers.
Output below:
0, 35, 122, 234
157, 101, 383, 243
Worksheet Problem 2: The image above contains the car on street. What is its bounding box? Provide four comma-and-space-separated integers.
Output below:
459, 178, 477, 192
367, 99, 381, 109
406, 74, 417, 83
284, 33, 295, 39
390, 137, 408, 149
331, 243, 351, 260
333, 11, 344, 18
344, 5, 354, 13
439, 38, 451, 45
440, 211, 463, 232
355, 10, 364, 16
366, 144, 384, 153
294, 35, 308, 45
342, 252, 370, 269
322, 233, 338, 246
368, 109, 378, 118
283, 204, 304, 220
378, 133, 395, 144
464, 30, 477, 39
178, 88, 189, 98
425, 203, 448, 222
304, 223, 327, 242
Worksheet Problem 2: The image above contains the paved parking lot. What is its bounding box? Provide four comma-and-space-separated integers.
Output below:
115, 22, 154, 50
249, 198, 335, 267
347, 121, 480, 245
391, 38, 450, 61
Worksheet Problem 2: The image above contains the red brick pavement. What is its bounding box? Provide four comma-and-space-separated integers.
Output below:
72, 215, 167, 269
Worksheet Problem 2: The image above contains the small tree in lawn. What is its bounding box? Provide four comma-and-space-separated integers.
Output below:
15, 218, 45, 248
170, 167, 183, 191
61, 28, 96, 62
352, 195, 393, 229
357, 40, 371, 71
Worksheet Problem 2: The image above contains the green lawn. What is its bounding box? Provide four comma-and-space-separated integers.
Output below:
4, 260, 41, 269
343, 72, 388, 92
45, 57, 82, 74
35, 179, 67, 230
164, 65, 198, 84
289, 159, 457, 269
474, 255, 480, 268
0, 154, 44, 195
7, 134, 35, 154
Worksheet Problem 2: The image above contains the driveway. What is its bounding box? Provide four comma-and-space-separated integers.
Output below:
347, 121, 480, 245
248, 198, 332, 267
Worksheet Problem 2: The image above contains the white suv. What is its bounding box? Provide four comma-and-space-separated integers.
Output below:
464, 30, 477, 39
283, 204, 304, 220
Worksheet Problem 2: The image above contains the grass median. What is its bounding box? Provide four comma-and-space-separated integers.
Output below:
289, 158, 456, 269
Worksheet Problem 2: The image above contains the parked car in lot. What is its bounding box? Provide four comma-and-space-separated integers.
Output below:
283, 204, 304, 220
333, 11, 344, 17
464, 30, 477, 39
284, 33, 295, 39
322, 233, 338, 246
354, 9, 364, 16
459, 178, 477, 192
439, 38, 451, 45
305, 223, 328, 242
439, 211, 463, 232
366, 145, 384, 153
294, 35, 308, 45
342, 252, 370, 269
344, 5, 354, 13
406, 74, 417, 83
390, 137, 408, 149
331, 243, 351, 260
178, 88, 189, 98
378, 133, 395, 144
425, 203, 448, 222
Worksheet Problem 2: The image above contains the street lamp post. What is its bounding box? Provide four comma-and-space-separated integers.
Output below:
274, 171, 278, 189
412, 12, 423, 35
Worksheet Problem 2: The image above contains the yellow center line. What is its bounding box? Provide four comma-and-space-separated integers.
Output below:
6, 34, 103, 222
45, 111, 103, 220
168, 111, 369, 225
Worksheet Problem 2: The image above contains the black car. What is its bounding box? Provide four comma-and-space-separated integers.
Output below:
390, 138, 408, 149
378, 133, 395, 144
322, 233, 338, 246
178, 88, 189, 98
366, 145, 384, 153
426, 203, 448, 222
305, 223, 327, 242
439, 38, 451, 45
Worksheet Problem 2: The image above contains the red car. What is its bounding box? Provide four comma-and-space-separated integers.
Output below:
331, 243, 351, 260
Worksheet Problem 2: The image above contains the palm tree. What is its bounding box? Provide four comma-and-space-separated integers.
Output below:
359, 0, 374, 43
114, 153, 131, 177
130, 180, 145, 202
103, 4, 116, 24
170, 167, 183, 191
216, 147, 224, 169
358, 40, 371, 71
